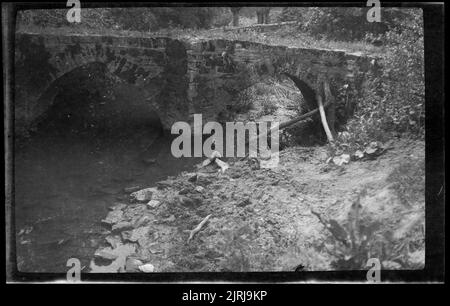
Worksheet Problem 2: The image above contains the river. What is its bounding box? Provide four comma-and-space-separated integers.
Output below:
14, 91, 198, 272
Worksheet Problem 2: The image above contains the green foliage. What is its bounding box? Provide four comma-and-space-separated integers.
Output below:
17, 7, 221, 32
335, 9, 424, 152
277, 7, 419, 42
277, 7, 305, 23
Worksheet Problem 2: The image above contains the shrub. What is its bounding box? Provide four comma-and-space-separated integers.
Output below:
335, 9, 424, 153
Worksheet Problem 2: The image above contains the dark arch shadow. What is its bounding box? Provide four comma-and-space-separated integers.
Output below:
30, 61, 164, 139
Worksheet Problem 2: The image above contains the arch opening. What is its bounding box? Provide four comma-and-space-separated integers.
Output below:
14, 61, 199, 272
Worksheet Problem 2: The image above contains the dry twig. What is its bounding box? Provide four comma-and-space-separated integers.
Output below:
186, 214, 212, 243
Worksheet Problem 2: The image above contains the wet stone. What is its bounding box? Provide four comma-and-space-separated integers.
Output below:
95, 247, 119, 261
102, 209, 124, 225
112, 221, 134, 232
125, 257, 143, 272
105, 235, 122, 249
130, 188, 157, 202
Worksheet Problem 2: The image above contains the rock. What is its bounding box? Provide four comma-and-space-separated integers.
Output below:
123, 186, 142, 193
353, 150, 364, 160
365, 142, 381, 156
105, 235, 122, 249
147, 200, 161, 209
149, 244, 163, 254
125, 257, 143, 272
112, 221, 134, 232
194, 186, 205, 193
130, 188, 157, 202
138, 263, 155, 273
122, 204, 148, 220
121, 230, 132, 241
90, 243, 136, 273
102, 210, 124, 226
382, 260, 402, 269
95, 247, 119, 261
126, 226, 152, 246
162, 215, 176, 223
332, 154, 350, 166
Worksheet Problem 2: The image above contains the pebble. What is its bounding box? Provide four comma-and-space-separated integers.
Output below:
130, 188, 157, 202
138, 263, 155, 273
195, 186, 205, 193
147, 199, 161, 208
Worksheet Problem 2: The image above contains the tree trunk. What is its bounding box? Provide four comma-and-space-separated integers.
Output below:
264, 9, 270, 24
231, 8, 240, 27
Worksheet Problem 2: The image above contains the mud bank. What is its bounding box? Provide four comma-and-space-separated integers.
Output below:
91, 138, 425, 272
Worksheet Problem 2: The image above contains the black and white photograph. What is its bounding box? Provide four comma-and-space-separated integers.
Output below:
4, 2, 444, 285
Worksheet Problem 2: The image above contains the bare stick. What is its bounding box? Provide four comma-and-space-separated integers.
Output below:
317, 93, 334, 142
238, 102, 330, 161
187, 214, 212, 243
323, 79, 337, 138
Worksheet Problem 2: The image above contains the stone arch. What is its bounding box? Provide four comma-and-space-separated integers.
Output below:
14, 33, 185, 134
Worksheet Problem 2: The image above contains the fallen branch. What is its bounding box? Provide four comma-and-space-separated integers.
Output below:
278, 100, 330, 130
238, 102, 330, 161
323, 79, 337, 139
186, 214, 212, 243
316, 92, 335, 142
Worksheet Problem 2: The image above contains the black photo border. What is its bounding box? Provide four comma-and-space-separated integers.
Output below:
3, 1, 445, 284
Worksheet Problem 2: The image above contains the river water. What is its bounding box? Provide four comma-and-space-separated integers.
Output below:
14, 93, 199, 272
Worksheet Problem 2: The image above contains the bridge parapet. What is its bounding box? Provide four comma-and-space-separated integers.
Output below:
14, 32, 378, 135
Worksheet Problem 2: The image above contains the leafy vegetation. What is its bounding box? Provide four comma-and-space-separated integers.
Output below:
17, 7, 224, 31
332, 9, 424, 156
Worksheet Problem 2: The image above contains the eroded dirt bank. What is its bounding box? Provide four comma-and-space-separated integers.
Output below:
91, 138, 425, 272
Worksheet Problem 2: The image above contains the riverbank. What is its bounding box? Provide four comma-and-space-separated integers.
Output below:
90, 137, 425, 272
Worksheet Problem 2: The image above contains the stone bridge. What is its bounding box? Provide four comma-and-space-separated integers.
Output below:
15, 32, 379, 134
